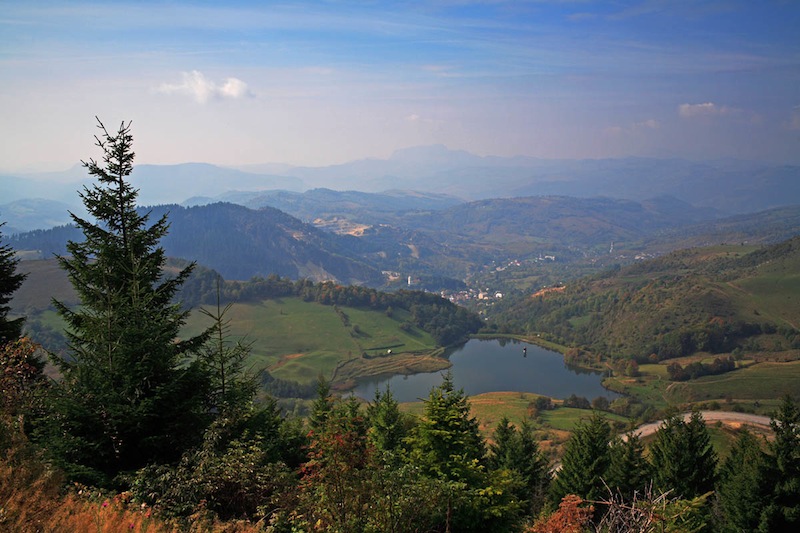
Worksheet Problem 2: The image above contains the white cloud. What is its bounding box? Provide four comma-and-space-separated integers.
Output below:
678, 102, 734, 118
404, 113, 442, 128
220, 77, 249, 99
634, 119, 660, 129
157, 71, 252, 103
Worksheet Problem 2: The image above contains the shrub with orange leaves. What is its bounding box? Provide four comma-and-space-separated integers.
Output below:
528, 494, 593, 533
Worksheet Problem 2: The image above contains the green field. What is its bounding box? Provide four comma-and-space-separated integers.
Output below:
606, 359, 800, 415
182, 297, 439, 385
10, 259, 77, 310
733, 272, 800, 328
672, 361, 800, 402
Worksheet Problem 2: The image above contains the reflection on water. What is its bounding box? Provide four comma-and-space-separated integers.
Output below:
350, 338, 620, 403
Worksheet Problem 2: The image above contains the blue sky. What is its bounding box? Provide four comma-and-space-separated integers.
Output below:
1, 0, 798, 172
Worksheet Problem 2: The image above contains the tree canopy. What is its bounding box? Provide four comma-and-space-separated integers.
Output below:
38, 119, 212, 487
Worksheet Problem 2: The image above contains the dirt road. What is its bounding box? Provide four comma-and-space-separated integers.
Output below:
628, 411, 772, 440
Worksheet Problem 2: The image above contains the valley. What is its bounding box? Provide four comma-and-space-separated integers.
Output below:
4, 4, 800, 529
5, 148, 800, 448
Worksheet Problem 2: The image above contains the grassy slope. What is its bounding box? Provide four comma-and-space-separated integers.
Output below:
12, 260, 442, 387
605, 359, 800, 415
181, 297, 439, 385
10, 259, 77, 311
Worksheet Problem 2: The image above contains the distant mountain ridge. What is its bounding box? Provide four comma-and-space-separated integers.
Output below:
4, 148, 799, 232
10, 195, 799, 288
0, 198, 78, 234
184, 188, 464, 225
263, 148, 800, 212
10, 202, 384, 285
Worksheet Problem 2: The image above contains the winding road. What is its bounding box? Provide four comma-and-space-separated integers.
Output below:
627, 410, 772, 440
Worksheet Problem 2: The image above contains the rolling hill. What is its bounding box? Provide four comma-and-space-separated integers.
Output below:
9, 195, 800, 291
184, 188, 464, 225
10, 258, 483, 394
5, 150, 800, 237
9, 202, 384, 285
495, 236, 800, 362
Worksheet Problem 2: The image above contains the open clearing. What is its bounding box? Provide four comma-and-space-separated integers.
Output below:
182, 297, 439, 385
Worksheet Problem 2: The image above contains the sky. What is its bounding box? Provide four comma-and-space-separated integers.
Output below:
1, 0, 799, 173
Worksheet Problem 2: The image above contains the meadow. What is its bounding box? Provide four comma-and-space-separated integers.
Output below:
606, 359, 800, 415
181, 296, 440, 386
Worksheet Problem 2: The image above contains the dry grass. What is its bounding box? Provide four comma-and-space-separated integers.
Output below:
0, 419, 265, 533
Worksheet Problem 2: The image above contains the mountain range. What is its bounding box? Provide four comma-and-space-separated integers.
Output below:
3, 145, 800, 288
3, 145, 800, 232
9, 194, 800, 288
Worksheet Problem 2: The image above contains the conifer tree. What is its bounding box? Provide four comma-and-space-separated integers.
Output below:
551, 411, 612, 504
409, 373, 522, 532
490, 417, 550, 515
410, 371, 485, 484
309, 374, 333, 433
0, 223, 27, 343
488, 416, 516, 470
39, 119, 211, 487
650, 411, 717, 499
367, 386, 408, 459
606, 431, 651, 499
715, 430, 769, 532
758, 396, 800, 530
197, 278, 256, 415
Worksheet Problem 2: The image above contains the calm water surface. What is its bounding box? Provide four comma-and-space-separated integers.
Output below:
351, 338, 619, 403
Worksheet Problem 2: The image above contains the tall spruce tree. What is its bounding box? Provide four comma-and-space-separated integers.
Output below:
40, 119, 211, 487
758, 395, 800, 530
715, 430, 769, 532
650, 411, 717, 500
489, 417, 550, 516
197, 278, 256, 416
409, 373, 522, 533
488, 416, 517, 471
410, 371, 485, 484
309, 374, 333, 432
550, 411, 612, 504
0, 223, 27, 343
367, 386, 408, 459
606, 431, 651, 499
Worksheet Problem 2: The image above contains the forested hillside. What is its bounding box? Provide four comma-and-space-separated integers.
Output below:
10, 202, 384, 284
495, 237, 800, 362
10, 193, 800, 293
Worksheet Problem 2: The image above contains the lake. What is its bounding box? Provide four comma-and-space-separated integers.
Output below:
350, 338, 620, 403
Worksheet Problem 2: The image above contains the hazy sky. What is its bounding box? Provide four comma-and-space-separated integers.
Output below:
1, 0, 799, 172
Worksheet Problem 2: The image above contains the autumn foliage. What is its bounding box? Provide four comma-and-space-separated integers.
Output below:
529, 494, 593, 533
